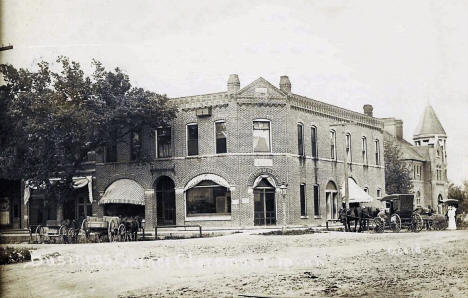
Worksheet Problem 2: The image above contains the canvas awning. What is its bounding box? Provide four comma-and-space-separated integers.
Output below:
24, 176, 93, 205
98, 179, 145, 206
341, 178, 374, 203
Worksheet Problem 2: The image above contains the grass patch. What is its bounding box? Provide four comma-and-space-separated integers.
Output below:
0, 246, 32, 265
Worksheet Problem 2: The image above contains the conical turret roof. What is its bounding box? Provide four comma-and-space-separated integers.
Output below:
413, 105, 446, 138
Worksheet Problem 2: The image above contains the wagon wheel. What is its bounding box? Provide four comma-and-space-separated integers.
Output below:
117, 224, 127, 242
411, 213, 424, 232
108, 219, 118, 242
373, 217, 385, 233
390, 214, 401, 233
67, 228, 76, 244
58, 225, 68, 243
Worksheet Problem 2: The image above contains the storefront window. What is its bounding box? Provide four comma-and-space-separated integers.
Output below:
186, 181, 231, 216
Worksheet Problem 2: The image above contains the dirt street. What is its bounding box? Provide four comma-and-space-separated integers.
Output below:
1, 230, 467, 297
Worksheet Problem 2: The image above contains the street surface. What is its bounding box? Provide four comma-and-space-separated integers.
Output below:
1, 230, 467, 297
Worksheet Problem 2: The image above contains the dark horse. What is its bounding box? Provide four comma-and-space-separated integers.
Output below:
121, 216, 142, 241
339, 205, 381, 232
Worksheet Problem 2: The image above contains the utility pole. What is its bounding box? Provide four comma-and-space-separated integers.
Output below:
0, 44, 13, 51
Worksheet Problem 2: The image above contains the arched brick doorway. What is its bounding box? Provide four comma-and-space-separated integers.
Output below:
155, 176, 176, 226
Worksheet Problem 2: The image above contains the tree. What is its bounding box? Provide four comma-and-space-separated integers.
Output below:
384, 138, 413, 194
0, 57, 176, 191
448, 180, 468, 214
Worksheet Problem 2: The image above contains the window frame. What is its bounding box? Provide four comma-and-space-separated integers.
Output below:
345, 132, 352, 162
311, 126, 318, 159
155, 126, 172, 158
361, 136, 367, 165
214, 120, 227, 154
297, 123, 304, 156
375, 139, 381, 166
313, 184, 320, 217
252, 119, 272, 153
330, 129, 337, 160
186, 123, 199, 156
300, 183, 307, 217
130, 129, 142, 161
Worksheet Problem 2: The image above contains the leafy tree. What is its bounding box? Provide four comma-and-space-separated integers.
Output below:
384, 138, 413, 194
448, 180, 468, 214
0, 57, 176, 190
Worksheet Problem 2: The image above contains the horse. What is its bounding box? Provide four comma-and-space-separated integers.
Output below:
358, 206, 381, 232
121, 216, 142, 241
339, 207, 360, 232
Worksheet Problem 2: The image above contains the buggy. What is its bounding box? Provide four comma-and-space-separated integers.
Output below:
374, 194, 424, 233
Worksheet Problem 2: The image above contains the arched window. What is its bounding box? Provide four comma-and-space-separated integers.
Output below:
345, 133, 352, 162
311, 126, 318, 158
297, 123, 304, 156
330, 130, 336, 160
186, 180, 231, 216
361, 137, 367, 164
375, 139, 381, 166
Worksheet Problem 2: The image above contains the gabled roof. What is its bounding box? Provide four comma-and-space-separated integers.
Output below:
414, 105, 446, 138
384, 131, 426, 161
237, 77, 287, 98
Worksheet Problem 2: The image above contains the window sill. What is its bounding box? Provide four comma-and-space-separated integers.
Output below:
185, 215, 232, 221
314, 216, 322, 219
300, 216, 309, 219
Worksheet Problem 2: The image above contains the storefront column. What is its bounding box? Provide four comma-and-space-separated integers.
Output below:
144, 189, 155, 230
56, 191, 64, 223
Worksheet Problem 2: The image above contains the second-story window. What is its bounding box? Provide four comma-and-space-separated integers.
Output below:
311, 126, 318, 158
297, 123, 304, 156
156, 127, 172, 158
105, 142, 117, 162
375, 139, 381, 165
130, 129, 142, 161
187, 124, 199, 156
362, 137, 367, 165
215, 121, 227, 154
330, 130, 336, 160
345, 133, 352, 162
253, 120, 271, 152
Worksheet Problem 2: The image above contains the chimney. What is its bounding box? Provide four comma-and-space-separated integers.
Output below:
227, 74, 240, 93
382, 118, 404, 140
279, 75, 291, 93
363, 104, 373, 117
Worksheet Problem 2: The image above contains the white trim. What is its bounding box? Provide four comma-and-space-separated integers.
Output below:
184, 173, 231, 191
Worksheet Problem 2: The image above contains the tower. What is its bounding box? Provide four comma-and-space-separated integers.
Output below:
413, 105, 448, 213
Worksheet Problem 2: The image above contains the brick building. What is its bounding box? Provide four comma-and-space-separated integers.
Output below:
382, 105, 448, 213
91, 75, 386, 229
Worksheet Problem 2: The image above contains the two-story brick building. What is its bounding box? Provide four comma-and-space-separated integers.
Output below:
90, 75, 386, 229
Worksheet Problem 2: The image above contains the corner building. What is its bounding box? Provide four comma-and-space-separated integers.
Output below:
95, 75, 386, 229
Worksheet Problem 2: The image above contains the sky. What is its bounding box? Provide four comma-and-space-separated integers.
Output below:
1, 0, 467, 184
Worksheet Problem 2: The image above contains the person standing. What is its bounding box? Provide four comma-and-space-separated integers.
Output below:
447, 206, 457, 230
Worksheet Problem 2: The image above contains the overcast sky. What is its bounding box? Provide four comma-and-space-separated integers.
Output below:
1, 0, 467, 184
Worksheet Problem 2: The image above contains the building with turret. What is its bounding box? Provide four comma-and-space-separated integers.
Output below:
382, 105, 448, 213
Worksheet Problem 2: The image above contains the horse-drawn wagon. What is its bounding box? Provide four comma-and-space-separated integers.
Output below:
80, 216, 126, 242
374, 194, 424, 233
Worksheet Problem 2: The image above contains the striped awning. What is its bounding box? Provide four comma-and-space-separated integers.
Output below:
98, 179, 145, 206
